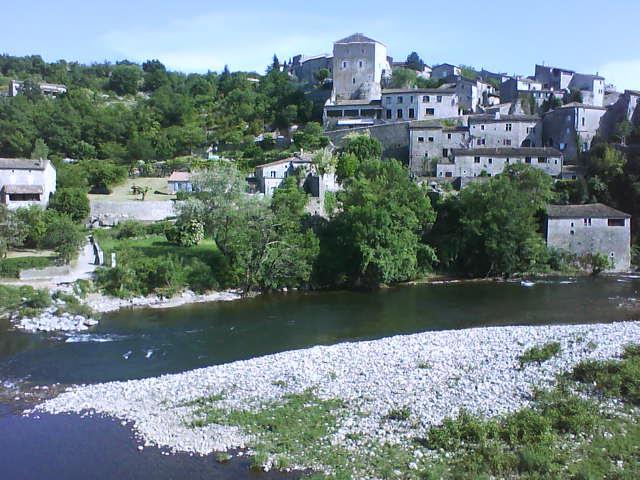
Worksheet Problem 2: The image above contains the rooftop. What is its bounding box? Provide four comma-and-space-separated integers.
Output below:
167, 171, 191, 182
382, 88, 457, 94
546, 203, 631, 219
410, 120, 467, 131
1, 184, 43, 194
451, 147, 562, 157
255, 153, 313, 169
335, 33, 382, 45
0, 158, 50, 170
547, 102, 607, 111
468, 114, 540, 123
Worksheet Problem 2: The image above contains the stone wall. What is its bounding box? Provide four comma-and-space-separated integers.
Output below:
326, 122, 410, 163
546, 217, 631, 272
19, 265, 71, 280
90, 200, 177, 226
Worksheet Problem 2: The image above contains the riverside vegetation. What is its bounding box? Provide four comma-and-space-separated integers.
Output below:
187, 343, 640, 479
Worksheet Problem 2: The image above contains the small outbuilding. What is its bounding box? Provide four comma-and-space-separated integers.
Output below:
167, 171, 192, 193
545, 203, 631, 272
0, 158, 56, 209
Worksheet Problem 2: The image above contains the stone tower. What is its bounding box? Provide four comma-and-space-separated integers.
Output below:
331, 33, 390, 102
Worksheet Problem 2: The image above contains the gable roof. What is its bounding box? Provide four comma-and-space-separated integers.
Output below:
335, 33, 381, 45
546, 203, 631, 219
255, 153, 313, 169
468, 114, 540, 124
1, 184, 43, 194
0, 158, 50, 170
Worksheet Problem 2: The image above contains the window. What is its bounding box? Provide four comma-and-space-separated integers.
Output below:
437, 95, 443, 103
474, 156, 480, 163
447, 133, 452, 140
445, 171, 453, 178
428, 137, 434, 142
397, 109, 403, 118
481, 125, 485, 131
358, 60, 363, 68
583, 218, 592, 226
424, 152, 429, 157
397, 96, 403, 104
608, 218, 625, 227
503, 139, 512, 146
581, 117, 585, 127
417, 136, 425, 143
409, 96, 414, 103
525, 157, 532, 164
352, 78, 356, 84
506, 158, 510, 163
506, 123, 512, 132
386, 109, 392, 119
488, 158, 493, 164
271, 171, 276, 178
386, 97, 392, 104
442, 148, 449, 157
423, 95, 430, 102
538, 157, 547, 163
409, 108, 415, 119
342, 61, 347, 68
425, 108, 435, 116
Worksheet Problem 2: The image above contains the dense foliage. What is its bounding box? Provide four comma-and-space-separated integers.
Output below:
0, 54, 318, 169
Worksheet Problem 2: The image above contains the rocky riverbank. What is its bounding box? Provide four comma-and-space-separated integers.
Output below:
84, 289, 242, 313
36, 321, 640, 473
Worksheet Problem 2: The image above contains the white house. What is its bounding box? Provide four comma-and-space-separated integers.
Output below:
255, 154, 314, 195
546, 203, 631, 272
0, 158, 56, 209
167, 171, 192, 192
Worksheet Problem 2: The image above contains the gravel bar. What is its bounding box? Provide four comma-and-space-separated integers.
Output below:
36, 321, 640, 457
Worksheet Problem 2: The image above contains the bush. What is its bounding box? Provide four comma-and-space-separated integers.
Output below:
185, 258, 219, 293
114, 220, 147, 239
519, 342, 561, 366
48, 187, 90, 223
572, 344, 640, 404
0, 285, 51, 316
0, 256, 54, 278
43, 213, 85, 263
165, 219, 204, 247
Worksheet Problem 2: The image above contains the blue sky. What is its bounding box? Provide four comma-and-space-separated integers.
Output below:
2, 0, 640, 90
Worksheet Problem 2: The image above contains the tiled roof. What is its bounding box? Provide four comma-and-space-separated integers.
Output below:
546, 203, 631, 219
0, 158, 49, 170
168, 171, 191, 182
256, 153, 313, 169
1, 184, 43, 194
451, 147, 562, 157
335, 33, 380, 44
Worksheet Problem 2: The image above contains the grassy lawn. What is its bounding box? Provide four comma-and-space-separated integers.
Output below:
95, 231, 218, 263
93, 227, 226, 297
0, 255, 57, 278
88, 177, 176, 202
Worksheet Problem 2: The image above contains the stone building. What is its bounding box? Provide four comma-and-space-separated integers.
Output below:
599, 90, 640, 140
534, 65, 605, 107
0, 158, 56, 209
468, 113, 542, 148
542, 103, 607, 161
545, 203, 631, 272
436, 147, 562, 179
167, 171, 192, 193
431, 64, 461, 80
409, 122, 470, 175
500, 77, 543, 102
290, 54, 333, 85
331, 33, 390, 102
381, 88, 461, 121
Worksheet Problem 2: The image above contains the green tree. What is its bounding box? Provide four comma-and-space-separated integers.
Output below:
316, 158, 435, 288
432, 165, 554, 277
460, 65, 479, 80
109, 64, 142, 95
31, 138, 49, 159
405, 52, 425, 71
293, 122, 329, 151
390, 68, 417, 88
48, 187, 90, 222
82, 160, 127, 193
314, 68, 330, 84
342, 134, 382, 162
335, 152, 358, 182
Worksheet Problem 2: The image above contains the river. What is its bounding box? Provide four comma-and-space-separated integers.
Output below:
1, 276, 639, 479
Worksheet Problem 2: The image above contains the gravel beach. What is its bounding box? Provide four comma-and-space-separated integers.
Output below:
36, 321, 640, 466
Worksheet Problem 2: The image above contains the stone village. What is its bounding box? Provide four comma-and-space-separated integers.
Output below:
0, 33, 637, 272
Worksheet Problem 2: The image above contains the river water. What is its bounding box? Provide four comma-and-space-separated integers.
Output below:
1, 276, 639, 479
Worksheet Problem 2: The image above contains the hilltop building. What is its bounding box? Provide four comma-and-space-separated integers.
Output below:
545, 203, 631, 272
468, 113, 542, 148
8, 80, 67, 97
409, 122, 470, 175
534, 65, 605, 107
0, 158, 56, 209
542, 103, 606, 161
